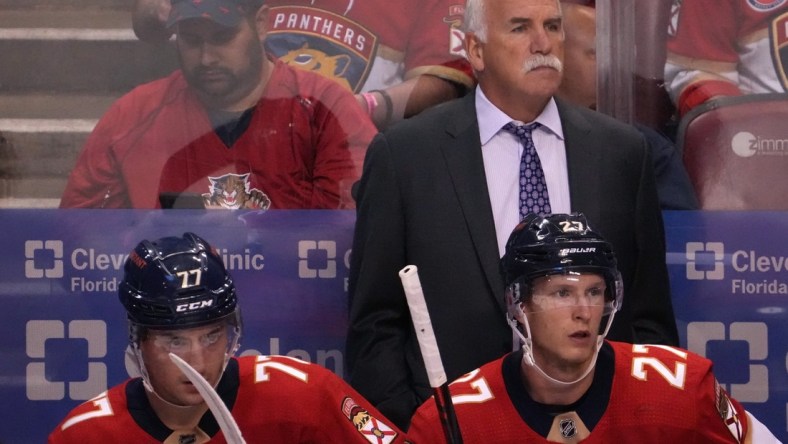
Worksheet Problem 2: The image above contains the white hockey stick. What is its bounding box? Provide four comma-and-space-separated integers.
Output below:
169, 353, 246, 444
399, 265, 463, 444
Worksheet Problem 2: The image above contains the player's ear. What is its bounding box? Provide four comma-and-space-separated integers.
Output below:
255, 5, 269, 40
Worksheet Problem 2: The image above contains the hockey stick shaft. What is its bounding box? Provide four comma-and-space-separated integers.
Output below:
169, 353, 246, 444
399, 265, 463, 444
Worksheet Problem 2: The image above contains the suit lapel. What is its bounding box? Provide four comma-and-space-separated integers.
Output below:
440, 95, 506, 311
558, 100, 602, 222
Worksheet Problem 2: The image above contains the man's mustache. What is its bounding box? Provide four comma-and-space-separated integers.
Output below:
523, 54, 563, 73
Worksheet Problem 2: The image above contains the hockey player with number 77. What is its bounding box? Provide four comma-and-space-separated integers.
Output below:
408, 213, 780, 443
49, 232, 410, 444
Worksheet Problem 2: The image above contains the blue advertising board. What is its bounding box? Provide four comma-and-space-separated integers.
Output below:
664, 211, 786, 442
0, 210, 354, 443
0, 210, 785, 442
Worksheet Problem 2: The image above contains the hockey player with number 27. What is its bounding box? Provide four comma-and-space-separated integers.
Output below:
49, 232, 409, 444
408, 213, 780, 443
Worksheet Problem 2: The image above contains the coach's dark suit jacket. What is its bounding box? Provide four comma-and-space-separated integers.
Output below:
347, 93, 679, 429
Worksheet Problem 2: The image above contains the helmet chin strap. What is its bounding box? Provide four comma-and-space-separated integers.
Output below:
509, 304, 617, 387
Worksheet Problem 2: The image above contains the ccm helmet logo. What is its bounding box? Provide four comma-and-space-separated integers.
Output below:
176, 300, 214, 312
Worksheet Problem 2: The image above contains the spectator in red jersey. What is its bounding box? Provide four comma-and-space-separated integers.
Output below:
133, 0, 475, 130
62, 0, 375, 209
49, 232, 409, 443
409, 213, 779, 443
664, 0, 788, 116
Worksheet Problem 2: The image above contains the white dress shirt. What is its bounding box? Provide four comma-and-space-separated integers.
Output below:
476, 87, 571, 257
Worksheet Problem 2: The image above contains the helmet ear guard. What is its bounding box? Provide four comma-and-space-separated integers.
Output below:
505, 283, 536, 365
504, 283, 523, 333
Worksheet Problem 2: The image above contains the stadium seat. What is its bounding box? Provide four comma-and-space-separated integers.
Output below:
676, 93, 788, 210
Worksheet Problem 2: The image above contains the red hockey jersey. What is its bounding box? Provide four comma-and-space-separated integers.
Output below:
409, 341, 750, 443
665, 0, 788, 115
263, 0, 473, 93
60, 60, 376, 209
49, 355, 408, 443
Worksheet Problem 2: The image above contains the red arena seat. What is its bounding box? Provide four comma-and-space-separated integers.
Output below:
677, 93, 788, 210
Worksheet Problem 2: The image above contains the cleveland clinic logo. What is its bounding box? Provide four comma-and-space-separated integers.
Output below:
684, 242, 787, 294
23, 240, 264, 293
298, 240, 337, 278
686, 242, 725, 280
25, 240, 64, 279
26, 320, 107, 401
687, 321, 769, 403
731, 131, 788, 158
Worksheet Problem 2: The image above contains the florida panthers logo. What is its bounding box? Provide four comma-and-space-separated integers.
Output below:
772, 11, 788, 88
202, 173, 271, 210
265, 6, 377, 92
715, 379, 744, 442
341, 397, 398, 444
444, 4, 467, 57
280, 43, 354, 91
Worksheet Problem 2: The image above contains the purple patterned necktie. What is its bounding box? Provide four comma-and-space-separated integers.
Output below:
503, 122, 552, 219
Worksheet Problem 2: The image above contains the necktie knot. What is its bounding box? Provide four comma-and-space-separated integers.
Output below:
503, 122, 541, 141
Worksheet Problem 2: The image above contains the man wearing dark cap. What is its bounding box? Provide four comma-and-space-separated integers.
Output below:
133, 0, 474, 131
61, 0, 375, 210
